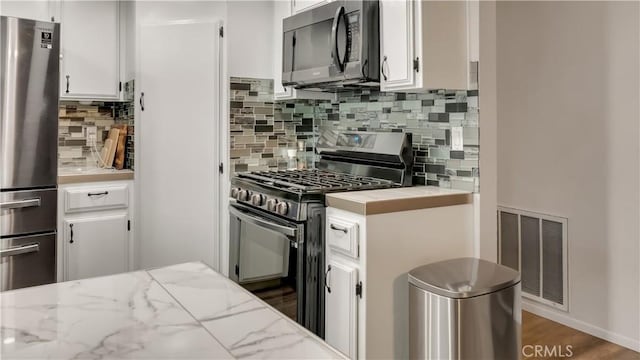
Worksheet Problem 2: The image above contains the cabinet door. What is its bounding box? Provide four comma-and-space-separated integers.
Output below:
380, 0, 417, 91
292, 0, 327, 14
0, 1, 52, 22
273, 0, 295, 100
325, 259, 358, 359
64, 214, 128, 281
60, 0, 119, 99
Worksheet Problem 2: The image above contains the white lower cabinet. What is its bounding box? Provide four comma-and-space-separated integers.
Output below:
325, 259, 359, 360
58, 180, 133, 281
325, 204, 476, 359
64, 214, 128, 281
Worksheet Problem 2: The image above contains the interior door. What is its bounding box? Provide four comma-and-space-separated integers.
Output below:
64, 215, 128, 281
138, 21, 221, 269
325, 259, 358, 359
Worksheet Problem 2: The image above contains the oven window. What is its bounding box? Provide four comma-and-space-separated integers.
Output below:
239, 225, 290, 283
232, 210, 300, 322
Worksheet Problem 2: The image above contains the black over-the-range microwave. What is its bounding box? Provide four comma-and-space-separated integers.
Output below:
282, 0, 380, 90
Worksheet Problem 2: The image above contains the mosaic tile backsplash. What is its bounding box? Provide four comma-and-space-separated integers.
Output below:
312, 89, 480, 192
230, 77, 314, 174
58, 80, 135, 169
229, 77, 479, 192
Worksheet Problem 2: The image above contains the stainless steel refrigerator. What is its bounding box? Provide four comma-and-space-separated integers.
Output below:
0, 16, 59, 291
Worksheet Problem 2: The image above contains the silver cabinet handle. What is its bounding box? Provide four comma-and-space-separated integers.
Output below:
65, 75, 70, 93
324, 265, 332, 293
1, 198, 41, 210
381, 56, 388, 81
0, 243, 39, 258
229, 205, 298, 237
87, 191, 109, 197
330, 224, 348, 233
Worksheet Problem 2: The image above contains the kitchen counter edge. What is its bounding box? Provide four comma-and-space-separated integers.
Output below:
58, 170, 134, 184
325, 186, 473, 215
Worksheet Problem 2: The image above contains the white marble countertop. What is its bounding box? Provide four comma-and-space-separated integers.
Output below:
326, 186, 473, 215
0, 262, 345, 359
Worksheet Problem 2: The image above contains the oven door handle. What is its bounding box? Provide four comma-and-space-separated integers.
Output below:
229, 206, 297, 237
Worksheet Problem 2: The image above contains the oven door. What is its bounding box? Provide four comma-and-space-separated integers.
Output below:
229, 203, 304, 322
282, 0, 365, 87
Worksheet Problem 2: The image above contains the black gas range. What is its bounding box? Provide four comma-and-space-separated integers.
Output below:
228, 130, 413, 337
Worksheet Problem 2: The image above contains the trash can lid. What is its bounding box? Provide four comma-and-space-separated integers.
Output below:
408, 257, 520, 299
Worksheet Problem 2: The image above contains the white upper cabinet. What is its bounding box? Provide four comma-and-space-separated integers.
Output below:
291, 0, 328, 14
59, 0, 120, 100
273, 0, 295, 100
379, 0, 416, 91
0, 1, 53, 22
380, 0, 472, 91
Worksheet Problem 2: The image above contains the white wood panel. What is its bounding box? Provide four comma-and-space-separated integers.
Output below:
64, 214, 128, 280
64, 184, 128, 213
292, 0, 327, 14
59, 0, 119, 99
273, 0, 294, 99
138, 21, 220, 269
327, 216, 359, 259
379, 0, 415, 91
325, 259, 358, 359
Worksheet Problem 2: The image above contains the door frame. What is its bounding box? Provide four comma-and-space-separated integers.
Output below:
217, 19, 229, 276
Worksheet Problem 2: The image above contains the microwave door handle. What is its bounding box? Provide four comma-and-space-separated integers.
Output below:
290, 31, 296, 83
229, 206, 297, 237
331, 6, 346, 72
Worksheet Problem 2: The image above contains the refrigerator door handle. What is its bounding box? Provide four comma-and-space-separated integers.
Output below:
0, 243, 40, 258
0, 198, 41, 210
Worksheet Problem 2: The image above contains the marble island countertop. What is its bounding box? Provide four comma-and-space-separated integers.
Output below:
0, 262, 345, 359
326, 185, 473, 215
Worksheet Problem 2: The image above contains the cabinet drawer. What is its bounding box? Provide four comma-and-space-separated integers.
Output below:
64, 185, 129, 213
327, 216, 359, 258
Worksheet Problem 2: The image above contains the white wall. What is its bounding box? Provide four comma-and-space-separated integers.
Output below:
496, 1, 640, 350
477, 1, 498, 262
227, 0, 274, 79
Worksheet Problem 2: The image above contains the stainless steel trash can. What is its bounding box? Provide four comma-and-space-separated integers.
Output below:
408, 257, 521, 360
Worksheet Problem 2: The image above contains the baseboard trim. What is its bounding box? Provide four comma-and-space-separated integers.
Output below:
523, 299, 640, 352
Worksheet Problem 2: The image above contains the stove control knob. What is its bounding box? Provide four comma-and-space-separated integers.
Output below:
230, 187, 241, 198
276, 201, 290, 216
251, 193, 265, 206
237, 189, 251, 202
266, 199, 278, 212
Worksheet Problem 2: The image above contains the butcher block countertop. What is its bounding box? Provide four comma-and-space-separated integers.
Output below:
326, 186, 473, 215
0, 262, 345, 359
58, 167, 134, 184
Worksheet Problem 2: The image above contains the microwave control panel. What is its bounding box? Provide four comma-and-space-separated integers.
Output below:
347, 12, 360, 62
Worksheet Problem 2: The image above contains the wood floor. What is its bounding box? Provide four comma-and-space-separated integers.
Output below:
243, 288, 640, 360
251, 282, 298, 321
523, 311, 639, 359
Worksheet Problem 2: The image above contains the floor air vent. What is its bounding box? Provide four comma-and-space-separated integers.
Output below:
498, 207, 568, 311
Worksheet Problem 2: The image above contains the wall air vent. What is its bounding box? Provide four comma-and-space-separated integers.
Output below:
498, 207, 568, 311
